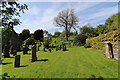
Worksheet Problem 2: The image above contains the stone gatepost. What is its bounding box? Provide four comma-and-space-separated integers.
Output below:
30, 44, 37, 62
14, 55, 20, 67
104, 41, 111, 58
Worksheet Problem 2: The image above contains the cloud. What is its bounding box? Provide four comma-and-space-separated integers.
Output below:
15, 2, 118, 34
26, 5, 41, 15
18, 0, 119, 2
87, 5, 118, 20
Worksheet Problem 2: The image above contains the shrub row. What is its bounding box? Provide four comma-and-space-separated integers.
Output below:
86, 29, 120, 52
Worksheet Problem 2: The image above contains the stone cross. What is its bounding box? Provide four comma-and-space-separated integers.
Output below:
30, 44, 37, 62
14, 55, 20, 67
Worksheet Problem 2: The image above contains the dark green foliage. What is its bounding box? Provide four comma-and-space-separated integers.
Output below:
73, 34, 87, 46
1, 1, 28, 27
24, 37, 35, 45
19, 29, 30, 41
53, 31, 61, 37
84, 42, 91, 48
95, 24, 108, 36
43, 38, 52, 49
80, 25, 96, 38
34, 29, 43, 41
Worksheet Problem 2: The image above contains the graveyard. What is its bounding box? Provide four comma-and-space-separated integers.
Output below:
2, 43, 118, 78
1, 1, 120, 79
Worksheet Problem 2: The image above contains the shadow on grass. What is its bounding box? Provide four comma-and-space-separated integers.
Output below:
2, 62, 12, 65
37, 59, 48, 62
15, 65, 28, 68
19, 65, 28, 67
87, 75, 118, 80
87, 75, 104, 80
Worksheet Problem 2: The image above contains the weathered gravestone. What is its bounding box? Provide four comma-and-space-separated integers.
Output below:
48, 48, 51, 53
14, 55, 20, 67
59, 45, 62, 50
62, 44, 67, 51
30, 44, 37, 62
3, 44, 10, 58
23, 45, 28, 55
38, 45, 40, 51
56, 46, 59, 51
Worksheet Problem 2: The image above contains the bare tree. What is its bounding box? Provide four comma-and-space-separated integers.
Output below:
54, 9, 79, 41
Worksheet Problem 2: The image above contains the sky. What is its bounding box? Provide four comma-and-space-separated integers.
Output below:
14, 1, 119, 34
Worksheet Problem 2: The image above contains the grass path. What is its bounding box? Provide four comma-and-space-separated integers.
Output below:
2, 46, 118, 78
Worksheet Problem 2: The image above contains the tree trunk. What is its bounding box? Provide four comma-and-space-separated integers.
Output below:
65, 25, 68, 41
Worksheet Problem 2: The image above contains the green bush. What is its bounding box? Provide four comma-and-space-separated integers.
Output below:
84, 42, 91, 48
86, 29, 120, 52
73, 34, 87, 46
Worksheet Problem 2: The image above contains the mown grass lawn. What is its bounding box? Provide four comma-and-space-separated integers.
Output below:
2, 46, 118, 78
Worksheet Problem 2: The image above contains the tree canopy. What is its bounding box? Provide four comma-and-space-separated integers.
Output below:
1, 0, 28, 28
54, 9, 79, 41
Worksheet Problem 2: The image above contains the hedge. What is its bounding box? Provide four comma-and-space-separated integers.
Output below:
86, 29, 120, 52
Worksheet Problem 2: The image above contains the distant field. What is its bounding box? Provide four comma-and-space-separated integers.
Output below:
2, 46, 118, 78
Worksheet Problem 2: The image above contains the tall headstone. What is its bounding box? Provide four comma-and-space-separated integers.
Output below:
23, 45, 28, 55
38, 45, 40, 51
60, 45, 62, 50
30, 44, 37, 62
14, 55, 20, 67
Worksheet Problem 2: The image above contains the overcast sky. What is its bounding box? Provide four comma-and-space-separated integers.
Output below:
14, 1, 119, 34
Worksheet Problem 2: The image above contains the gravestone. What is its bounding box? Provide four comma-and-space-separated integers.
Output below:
30, 44, 37, 62
3, 43, 11, 58
60, 45, 62, 50
14, 55, 20, 67
68, 42, 71, 47
56, 46, 59, 51
51, 44, 54, 50
48, 48, 51, 53
38, 45, 40, 51
23, 45, 28, 55
43, 47, 46, 52
62, 44, 67, 51
9, 46, 14, 54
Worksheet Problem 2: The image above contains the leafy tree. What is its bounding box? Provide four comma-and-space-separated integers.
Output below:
1, 0, 28, 27
1, 0, 28, 47
54, 31, 61, 37
19, 29, 30, 41
34, 29, 43, 41
80, 24, 96, 38
95, 24, 108, 35
54, 9, 79, 41
104, 13, 120, 31
73, 34, 87, 46
43, 30, 48, 34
